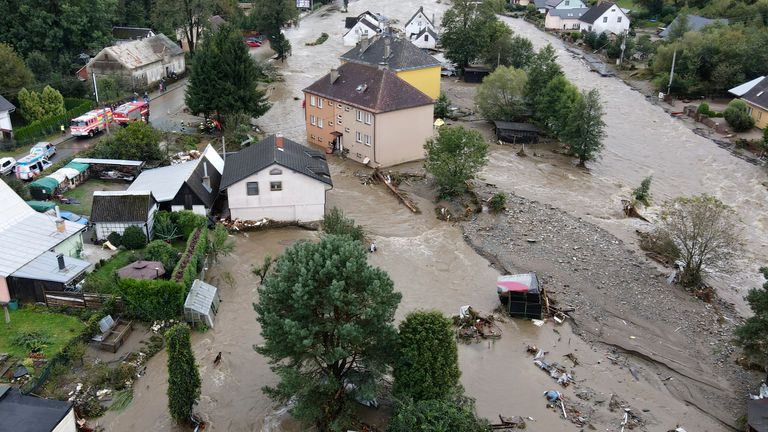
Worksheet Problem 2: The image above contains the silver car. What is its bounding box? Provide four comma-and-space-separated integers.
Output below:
0, 157, 16, 176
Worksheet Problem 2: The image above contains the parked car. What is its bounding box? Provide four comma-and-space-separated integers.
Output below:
59, 210, 89, 225
0, 157, 16, 176
30, 141, 56, 158
246, 40, 262, 48
15, 154, 52, 180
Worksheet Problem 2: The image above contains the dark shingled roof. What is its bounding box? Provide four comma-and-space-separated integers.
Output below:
0, 95, 15, 112
303, 62, 433, 113
0, 386, 73, 432
220, 135, 332, 191
112, 26, 154, 40
91, 191, 156, 223
579, 2, 616, 24
339, 35, 440, 72
741, 77, 768, 110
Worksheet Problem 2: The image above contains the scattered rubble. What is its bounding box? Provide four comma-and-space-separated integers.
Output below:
452, 306, 503, 342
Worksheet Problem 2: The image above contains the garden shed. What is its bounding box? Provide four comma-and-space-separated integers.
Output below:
184, 279, 221, 328
494, 121, 541, 144
496, 273, 545, 320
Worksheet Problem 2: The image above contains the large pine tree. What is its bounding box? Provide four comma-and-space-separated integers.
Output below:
165, 324, 201, 423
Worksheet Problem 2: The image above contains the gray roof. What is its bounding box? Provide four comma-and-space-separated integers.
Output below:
729, 76, 766, 97
548, 7, 588, 18
185, 279, 218, 314
72, 158, 144, 167
534, 0, 562, 9
0, 95, 15, 112
741, 77, 768, 110
579, 2, 615, 24
209, 15, 227, 31
220, 135, 332, 191
0, 181, 85, 277
659, 14, 729, 38
93, 34, 183, 70
494, 121, 541, 133
415, 27, 439, 40
304, 62, 434, 113
127, 155, 220, 206
11, 251, 90, 283
340, 35, 440, 72
0, 386, 74, 432
91, 191, 156, 223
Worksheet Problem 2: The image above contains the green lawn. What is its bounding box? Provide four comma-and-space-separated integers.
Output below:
59, 179, 128, 217
0, 307, 84, 360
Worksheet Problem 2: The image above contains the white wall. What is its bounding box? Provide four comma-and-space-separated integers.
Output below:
405, 11, 434, 38
343, 22, 376, 46
0, 277, 9, 303
411, 32, 436, 49
227, 163, 330, 222
545, 13, 583, 30
589, 7, 630, 34
94, 221, 148, 241
52, 408, 77, 432
0, 110, 12, 131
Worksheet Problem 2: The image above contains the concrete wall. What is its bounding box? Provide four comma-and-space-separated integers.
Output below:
227, 163, 330, 222
746, 101, 768, 129
396, 66, 441, 100
374, 104, 434, 167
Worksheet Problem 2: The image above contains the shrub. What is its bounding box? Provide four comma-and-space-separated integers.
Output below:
63, 342, 86, 364
2, 177, 30, 200
118, 279, 186, 321
387, 397, 489, 432
121, 226, 147, 250
107, 232, 122, 247
488, 193, 507, 213
632, 176, 653, 206
152, 211, 179, 241
305, 32, 329, 46
434, 93, 452, 119
172, 210, 207, 238
724, 99, 755, 132
11, 331, 52, 352
13, 98, 93, 144
145, 240, 180, 271
638, 230, 680, 265
171, 227, 208, 289
321, 207, 364, 242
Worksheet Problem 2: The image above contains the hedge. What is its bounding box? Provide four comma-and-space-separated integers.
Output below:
171, 227, 208, 290
118, 279, 187, 321
13, 98, 94, 144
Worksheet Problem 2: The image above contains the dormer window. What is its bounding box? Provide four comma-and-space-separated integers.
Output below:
270, 168, 283, 175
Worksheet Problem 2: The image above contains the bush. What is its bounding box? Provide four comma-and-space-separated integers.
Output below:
724, 99, 756, 132
632, 176, 653, 206
107, 232, 122, 247
11, 331, 51, 352
152, 211, 179, 241
305, 32, 329, 46
387, 397, 489, 432
638, 230, 680, 265
2, 177, 30, 200
118, 279, 187, 321
488, 193, 507, 213
172, 227, 208, 289
121, 226, 147, 250
172, 210, 207, 238
434, 93, 452, 119
144, 240, 180, 272
321, 207, 364, 242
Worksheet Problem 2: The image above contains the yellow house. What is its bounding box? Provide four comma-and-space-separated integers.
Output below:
339, 35, 441, 99
729, 76, 768, 129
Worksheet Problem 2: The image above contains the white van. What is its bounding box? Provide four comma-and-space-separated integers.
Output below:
0, 157, 16, 176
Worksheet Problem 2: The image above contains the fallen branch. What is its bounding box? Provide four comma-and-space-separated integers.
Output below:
374, 169, 420, 213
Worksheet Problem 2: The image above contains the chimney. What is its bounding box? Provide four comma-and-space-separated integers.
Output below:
330, 68, 339, 84
360, 35, 370, 52
275, 133, 284, 150
55, 207, 65, 233
383, 37, 391, 59
56, 253, 65, 271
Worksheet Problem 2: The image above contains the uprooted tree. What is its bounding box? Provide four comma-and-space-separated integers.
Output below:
657, 194, 741, 287
254, 235, 402, 431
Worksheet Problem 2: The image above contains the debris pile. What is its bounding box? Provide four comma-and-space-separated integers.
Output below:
452, 306, 503, 342
526, 347, 574, 387
490, 415, 528, 430
219, 217, 319, 232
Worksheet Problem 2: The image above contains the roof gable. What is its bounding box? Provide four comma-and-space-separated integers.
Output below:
405, 7, 433, 28
344, 17, 380, 37
729, 76, 766, 97
339, 35, 440, 72
220, 135, 332, 190
659, 14, 730, 38
579, 2, 616, 23
303, 62, 434, 113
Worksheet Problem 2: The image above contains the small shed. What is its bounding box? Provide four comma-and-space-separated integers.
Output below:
497, 273, 545, 320
28, 177, 60, 200
117, 261, 165, 280
184, 279, 221, 328
463, 66, 491, 83
494, 121, 541, 144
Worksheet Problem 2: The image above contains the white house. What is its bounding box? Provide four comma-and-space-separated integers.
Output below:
86, 34, 185, 88
343, 17, 382, 46
579, 2, 630, 34
411, 27, 438, 49
91, 191, 158, 241
545, 7, 589, 30
0, 95, 15, 140
404, 6, 435, 40
220, 134, 333, 222
0, 386, 77, 432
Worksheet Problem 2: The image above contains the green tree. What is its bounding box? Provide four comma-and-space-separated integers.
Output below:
152, 211, 180, 242
561, 89, 606, 166
2, 177, 30, 201
424, 126, 489, 198
89, 122, 164, 161
321, 207, 365, 242
121, 225, 148, 250
525, 44, 562, 115
153, 0, 212, 53
270, 32, 292, 61
25, 50, 52, 82
17, 88, 45, 122
667, 13, 691, 41
393, 311, 460, 401
480, 20, 513, 68
247, 0, 298, 36
533, 75, 579, 136
434, 93, 452, 119
734, 267, 768, 366
165, 324, 201, 422
208, 223, 235, 263
255, 235, 402, 431
96, 75, 122, 102
475, 66, 528, 122
387, 397, 489, 432
632, 176, 653, 206
172, 210, 208, 238
723, 99, 755, 132
441, 0, 498, 68
186, 24, 271, 121
658, 194, 741, 287
40, 86, 65, 117
483, 32, 534, 69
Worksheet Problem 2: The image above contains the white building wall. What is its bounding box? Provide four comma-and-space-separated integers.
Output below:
545, 14, 583, 30
589, 7, 630, 34
0, 110, 12, 131
411, 32, 437, 49
52, 408, 77, 432
405, 12, 434, 38
343, 22, 377, 46
227, 163, 330, 222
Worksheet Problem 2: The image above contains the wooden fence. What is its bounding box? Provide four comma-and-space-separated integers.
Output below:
43, 291, 121, 311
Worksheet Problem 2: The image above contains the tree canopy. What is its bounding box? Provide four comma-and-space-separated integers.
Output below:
255, 235, 402, 431
0, 43, 33, 100
525, 44, 563, 117
440, 0, 499, 68
735, 267, 768, 367
387, 397, 489, 432
424, 126, 489, 198
246, 0, 298, 36
87, 121, 164, 161
186, 24, 271, 120
475, 66, 528, 122
560, 89, 606, 166
153, 0, 212, 53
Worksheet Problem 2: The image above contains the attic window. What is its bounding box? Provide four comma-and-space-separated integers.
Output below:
270, 168, 283, 175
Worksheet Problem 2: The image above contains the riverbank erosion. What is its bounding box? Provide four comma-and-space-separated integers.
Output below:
462, 184, 759, 429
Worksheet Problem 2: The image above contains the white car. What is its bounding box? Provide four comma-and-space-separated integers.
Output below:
0, 157, 16, 176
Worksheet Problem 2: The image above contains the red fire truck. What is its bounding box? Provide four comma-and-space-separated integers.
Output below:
113, 100, 150, 126
70, 108, 114, 137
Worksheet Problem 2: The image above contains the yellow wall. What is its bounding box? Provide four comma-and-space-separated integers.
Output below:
746, 101, 768, 129
396, 66, 441, 100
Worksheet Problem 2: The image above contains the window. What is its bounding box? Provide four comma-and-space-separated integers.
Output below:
356, 110, 363, 122
565, 0, 569, 4
365, 113, 373, 124
318, 118, 323, 129
246, 182, 259, 195
337, 114, 342, 120
269, 168, 282, 175
364, 134, 371, 146
617, 16, 622, 22
337, 103, 342, 108
356, 131, 362, 143
424, 34, 429, 41
310, 115, 316, 126
310, 96, 316, 106
270, 181, 282, 191
318, 98, 323, 108
603, 16, 608, 22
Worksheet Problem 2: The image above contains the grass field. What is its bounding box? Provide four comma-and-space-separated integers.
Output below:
0, 307, 84, 360
59, 179, 127, 216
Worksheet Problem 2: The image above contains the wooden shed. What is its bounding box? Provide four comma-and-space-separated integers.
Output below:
494, 121, 541, 144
